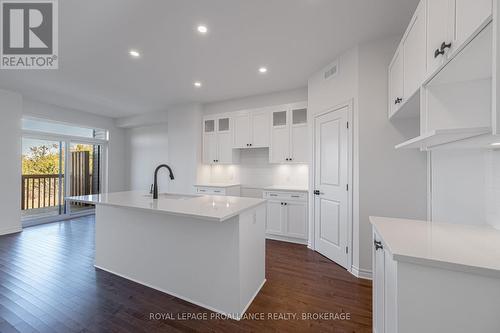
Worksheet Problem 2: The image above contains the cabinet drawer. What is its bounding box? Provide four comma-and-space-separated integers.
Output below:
196, 187, 226, 195
263, 191, 307, 202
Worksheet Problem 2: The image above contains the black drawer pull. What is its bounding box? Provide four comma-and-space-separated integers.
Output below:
374, 240, 383, 251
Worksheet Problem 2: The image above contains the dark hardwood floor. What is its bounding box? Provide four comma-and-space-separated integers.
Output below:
0, 216, 372, 332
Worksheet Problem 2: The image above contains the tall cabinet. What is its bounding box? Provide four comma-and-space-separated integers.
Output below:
203, 116, 239, 164
269, 102, 308, 163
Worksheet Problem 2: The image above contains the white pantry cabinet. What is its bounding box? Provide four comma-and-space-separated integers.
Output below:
269, 103, 308, 163
263, 190, 308, 244
232, 109, 270, 148
203, 116, 239, 164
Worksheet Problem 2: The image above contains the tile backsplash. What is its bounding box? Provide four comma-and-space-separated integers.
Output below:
199, 148, 308, 189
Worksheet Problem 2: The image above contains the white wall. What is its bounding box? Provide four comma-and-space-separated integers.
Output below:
357, 39, 427, 271
167, 104, 203, 194
0, 89, 23, 235
203, 87, 307, 115
126, 124, 169, 191
307, 38, 427, 274
22, 99, 128, 193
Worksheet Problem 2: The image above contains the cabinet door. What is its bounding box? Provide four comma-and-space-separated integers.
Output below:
217, 131, 233, 164
373, 234, 385, 333
285, 202, 307, 239
233, 113, 251, 148
270, 110, 290, 163
388, 47, 404, 117
403, 1, 426, 99
454, 0, 492, 50
290, 107, 308, 163
266, 201, 284, 235
251, 111, 270, 147
203, 133, 218, 164
427, 0, 453, 76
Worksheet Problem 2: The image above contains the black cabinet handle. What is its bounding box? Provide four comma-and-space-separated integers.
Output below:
434, 48, 445, 58
440, 41, 452, 52
314, 190, 320, 195
394, 97, 403, 105
374, 240, 383, 251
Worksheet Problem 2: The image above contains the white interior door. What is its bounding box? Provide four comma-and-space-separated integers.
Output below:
314, 106, 349, 269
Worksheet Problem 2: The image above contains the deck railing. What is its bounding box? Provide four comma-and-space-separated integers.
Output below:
21, 173, 93, 210
21, 174, 64, 210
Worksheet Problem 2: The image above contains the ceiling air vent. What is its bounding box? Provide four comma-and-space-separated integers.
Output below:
324, 60, 339, 80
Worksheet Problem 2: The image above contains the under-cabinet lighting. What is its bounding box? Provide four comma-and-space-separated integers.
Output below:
491, 143, 500, 146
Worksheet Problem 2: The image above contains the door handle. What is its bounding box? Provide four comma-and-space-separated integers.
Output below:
374, 240, 383, 251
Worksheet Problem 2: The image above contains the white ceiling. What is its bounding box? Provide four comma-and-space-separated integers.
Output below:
0, 0, 419, 118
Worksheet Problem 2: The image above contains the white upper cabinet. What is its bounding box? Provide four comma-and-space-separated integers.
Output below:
388, 46, 404, 117
270, 103, 308, 164
454, 0, 492, 54
232, 113, 251, 148
232, 109, 270, 148
427, 0, 492, 77
270, 109, 290, 163
403, 0, 426, 99
251, 109, 271, 148
426, 0, 452, 77
392, 0, 494, 149
203, 116, 239, 164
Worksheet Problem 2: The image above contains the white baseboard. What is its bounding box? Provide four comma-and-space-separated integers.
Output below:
0, 226, 22, 236
266, 234, 308, 245
351, 265, 372, 280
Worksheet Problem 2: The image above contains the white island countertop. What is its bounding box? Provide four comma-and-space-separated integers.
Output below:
370, 216, 500, 278
66, 191, 265, 222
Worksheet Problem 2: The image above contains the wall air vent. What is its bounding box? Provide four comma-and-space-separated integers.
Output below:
324, 59, 339, 80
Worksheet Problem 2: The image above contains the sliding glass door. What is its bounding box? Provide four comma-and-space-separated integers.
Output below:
67, 142, 102, 214
21, 118, 108, 226
21, 138, 66, 220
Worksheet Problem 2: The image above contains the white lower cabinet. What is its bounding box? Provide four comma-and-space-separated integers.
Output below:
373, 230, 398, 333
264, 190, 308, 244
372, 224, 500, 333
194, 185, 241, 196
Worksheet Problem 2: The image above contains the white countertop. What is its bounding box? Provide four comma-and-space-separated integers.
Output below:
263, 185, 309, 192
194, 183, 241, 188
371, 216, 500, 277
66, 191, 265, 222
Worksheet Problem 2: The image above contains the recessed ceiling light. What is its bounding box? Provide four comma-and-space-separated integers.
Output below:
259, 67, 268, 73
197, 25, 208, 34
491, 142, 500, 146
129, 50, 140, 58
194, 81, 202, 87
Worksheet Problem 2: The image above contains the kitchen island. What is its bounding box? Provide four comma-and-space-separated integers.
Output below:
66, 191, 267, 319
